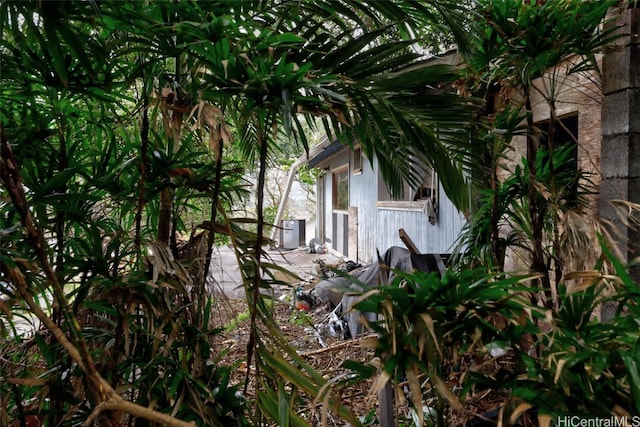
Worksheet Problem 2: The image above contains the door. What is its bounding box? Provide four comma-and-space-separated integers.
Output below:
332, 211, 349, 257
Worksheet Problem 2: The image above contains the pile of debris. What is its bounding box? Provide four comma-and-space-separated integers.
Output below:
288, 243, 447, 341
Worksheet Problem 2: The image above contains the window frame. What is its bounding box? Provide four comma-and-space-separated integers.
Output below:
332, 164, 349, 212
376, 162, 439, 212
535, 113, 579, 206
352, 145, 363, 175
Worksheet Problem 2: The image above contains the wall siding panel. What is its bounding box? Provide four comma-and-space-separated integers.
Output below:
314, 148, 465, 263
349, 158, 378, 262
376, 189, 465, 260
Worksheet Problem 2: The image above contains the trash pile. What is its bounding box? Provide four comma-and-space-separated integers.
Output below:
286, 245, 447, 343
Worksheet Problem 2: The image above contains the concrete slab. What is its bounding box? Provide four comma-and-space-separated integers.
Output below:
208, 245, 343, 299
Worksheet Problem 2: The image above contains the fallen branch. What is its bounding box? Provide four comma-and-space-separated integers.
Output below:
84, 398, 195, 427
299, 334, 377, 357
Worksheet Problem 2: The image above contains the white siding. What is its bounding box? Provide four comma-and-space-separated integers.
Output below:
375, 185, 466, 259
349, 157, 378, 262
314, 148, 466, 263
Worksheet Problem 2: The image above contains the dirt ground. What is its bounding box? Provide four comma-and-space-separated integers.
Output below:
207, 280, 508, 427
208, 289, 376, 411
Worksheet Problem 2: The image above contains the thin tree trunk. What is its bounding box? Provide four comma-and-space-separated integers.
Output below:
547, 104, 563, 309
490, 151, 503, 270
53, 100, 69, 425
158, 187, 174, 244
525, 96, 551, 306
244, 115, 270, 396
135, 92, 149, 254
202, 137, 225, 319
158, 40, 183, 246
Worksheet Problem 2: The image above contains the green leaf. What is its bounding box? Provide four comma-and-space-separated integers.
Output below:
340, 360, 376, 384
620, 345, 640, 412
278, 381, 291, 427
43, 21, 68, 86
268, 33, 305, 46
169, 367, 184, 399
55, 23, 96, 78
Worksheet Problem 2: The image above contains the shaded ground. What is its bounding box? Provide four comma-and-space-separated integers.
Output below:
207, 247, 510, 426
0, 245, 532, 426
208, 246, 380, 422
209, 295, 379, 423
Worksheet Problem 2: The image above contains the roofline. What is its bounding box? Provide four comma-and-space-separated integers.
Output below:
307, 140, 346, 167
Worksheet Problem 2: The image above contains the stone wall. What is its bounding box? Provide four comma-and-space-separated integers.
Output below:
600, 6, 640, 291
501, 56, 605, 274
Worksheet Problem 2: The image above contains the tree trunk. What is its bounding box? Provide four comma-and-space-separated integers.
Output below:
157, 187, 173, 244
525, 96, 552, 306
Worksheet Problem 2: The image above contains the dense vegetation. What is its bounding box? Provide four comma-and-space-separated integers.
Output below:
1, 1, 638, 426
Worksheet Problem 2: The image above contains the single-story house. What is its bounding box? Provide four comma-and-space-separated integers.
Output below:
273, 6, 638, 278
306, 138, 465, 263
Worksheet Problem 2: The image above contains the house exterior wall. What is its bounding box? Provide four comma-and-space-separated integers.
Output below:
314, 149, 465, 263
530, 57, 603, 216
501, 6, 640, 315
314, 57, 606, 267
312, 7, 638, 275
376, 191, 466, 258
348, 156, 378, 262
504, 56, 603, 211
500, 56, 605, 273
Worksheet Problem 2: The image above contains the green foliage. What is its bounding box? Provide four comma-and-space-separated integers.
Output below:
342, 2, 639, 424
289, 309, 314, 327
455, 143, 595, 276
456, 0, 619, 307
481, 246, 640, 419
3, 0, 632, 425
523, 242, 640, 416
224, 308, 251, 334
1, 0, 481, 425
344, 243, 639, 424
349, 268, 536, 425
468, 0, 618, 93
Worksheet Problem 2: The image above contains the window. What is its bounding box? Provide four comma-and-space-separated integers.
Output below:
377, 164, 438, 205
413, 165, 438, 204
332, 166, 349, 211
376, 164, 439, 223
352, 145, 363, 175
536, 114, 578, 205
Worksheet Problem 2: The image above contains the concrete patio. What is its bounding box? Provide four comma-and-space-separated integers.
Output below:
208, 245, 343, 299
